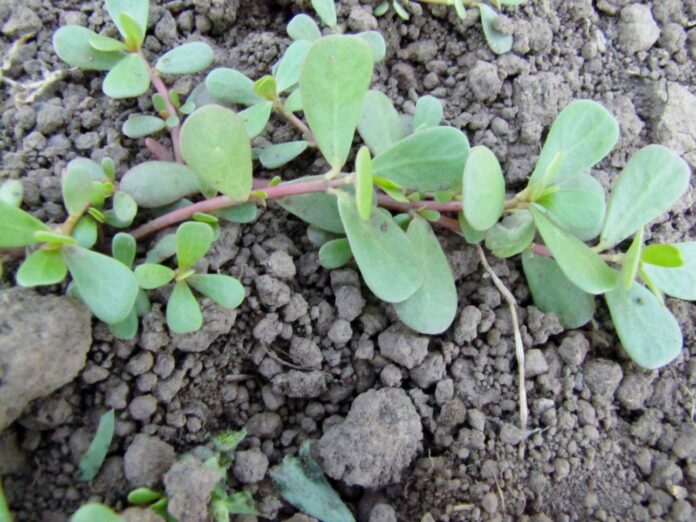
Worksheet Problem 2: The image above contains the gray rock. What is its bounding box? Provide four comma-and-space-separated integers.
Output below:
2, 6, 42, 35
36, 103, 65, 134
129, 395, 158, 421
283, 293, 308, 323
255, 275, 291, 308
525, 349, 549, 377
618, 4, 660, 54
289, 338, 323, 369
124, 434, 176, 487
272, 370, 327, 398
0, 289, 91, 430
262, 251, 296, 279
672, 425, 696, 460
584, 359, 623, 403
172, 301, 236, 352
317, 388, 422, 488
654, 82, 696, 167
616, 372, 653, 410
335, 285, 365, 322
649, 459, 683, 489
380, 364, 402, 387
164, 457, 221, 522
127, 351, 154, 376
327, 319, 352, 346
468, 409, 486, 431
454, 306, 481, 344
499, 423, 526, 445
558, 333, 589, 367
410, 353, 446, 389
468, 61, 502, 101
435, 379, 454, 405
378, 324, 429, 369
253, 313, 283, 344
369, 503, 397, 522
121, 507, 165, 522
245, 412, 282, 438
481, 492, 499, 514
233, 449, 269, 483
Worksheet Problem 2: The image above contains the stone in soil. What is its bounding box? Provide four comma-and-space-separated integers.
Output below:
233, 449, 269, 483
378, 324, 429, 369
124, 434, 176, 487
618, 4, 661, 54
164, 457, 222, 522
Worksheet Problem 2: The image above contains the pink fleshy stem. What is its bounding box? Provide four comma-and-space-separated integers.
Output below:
143, 56, 184, 164
145, 138, 174, 162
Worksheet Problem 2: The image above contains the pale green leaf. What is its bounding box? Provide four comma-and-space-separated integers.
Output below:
358, 90, 404, 156
135, 263, 175, 289
77, 409, 115, 481
63, 164, 94, 215
521, 250, 596, 329
0, 201, 49, 247
600, 145, 690, 249
319, 238, 353, 269
394, 218, 457, 334
259, 141, 309, 169
34, 230, 77, 246
188, 274, 245, 308
156, 42, 214, 74
642, 244, 684, 268
111, 191, 137, 225
88, 34, 127, 52
68, 157, 108, 182
531, 205, 615, 295
167, 281, 202, 334
106, 0, 149, 41
214, 203, 258, 223
462, 145, 505, 231
621, 228, 643, 289
239, 101, 273, 139
484, 210, 535, 258
337, 194, 422, 302
120, 161, 200, 208
72, 216, 98, 248
413, 95, 443, 130
180, 105, 253, 201
307, 225, 341, 247
642, 242, 696, 300
276, 40, 312, 93
287, 14, 321, 41
276, 177, 344, 233
122, 114, 166, 138
103, 53, 150, 99
177, 221, 214, 270
205, 68, 264, 106
458, 212, 485, 245
284, 88, 303, 112
253, 75, 277, 100
479, 4, 513, 54
53, 26, 125, 70
311, 0, 337, 27
16, 249, 67, 287
300, 35, 373, 169
71, 503, 122, 522
0, 180, 23, 207
605, 279, 683, 369
112, 232, 136, 267
118, 11, 144, 48
145, 233, 177, 264
358, 31, 386, 62
219, 491, 260, 516
355, 146, 373, 221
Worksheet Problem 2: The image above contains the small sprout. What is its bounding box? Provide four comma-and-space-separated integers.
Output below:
253, 75, 278, 101
77, 409, 115, 481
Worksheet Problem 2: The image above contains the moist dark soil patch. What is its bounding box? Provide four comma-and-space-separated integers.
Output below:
1, 0, 695, 521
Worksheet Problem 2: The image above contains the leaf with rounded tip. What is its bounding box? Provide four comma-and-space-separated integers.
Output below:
355, 146, 373, 221
111, 191, 137, 225
287, 14, 321, 41
156, 42, 214, 74
180, 105, 253, 201
135, 263, 175, 289
0, 201, 49, 247
260, 141, 309, 169
458, 212, 485, 245
531, 205, 615, 295
484, 210, 535, 258
311, 0, 337, 26
621, 228, 643, 289
145, 233, 177, 264
358, 31, 386, 62
106, 0, 149, 40
521, 250, 596, 329
372, 127, 470, 192
284, 89, 303, 113
0, 180, 23, 207
205, 68, 264, 106
112, 232, 136, 268
122, 114, 166, 138
600, 145, 690, 249
89, 34, 127, 52
641, 244, 683, 268
254, 75, 277, 100
34, 231, 77, 246
479, 4, 513, 54
53, 26, 125, 70
276, 40, 312, 93
188, 274, 245, 308
605, 279, 682, 369
72, 216, 98, 248
103, 53, 150, 99
300, 35, 373, 169
642, 242, 696, 300
68, 157, 107, 182
176, 221, 214, 270
537, 172, 606, 241
358, 90, 404, 156
318, 238, 353, 269
413, 95, 443, 130
276, 176, 344, 234
239, 101, 273, 138
76, 409, 115, 481
307, 226, 341, 247
462, 145, 505, 231
167, 281, 202, 334
127, 488, 162, 506
108, 308, 138, 340
214, 203, 258, 224
529, 100, 619, 187
63, 160, 95, 215
16, 249, 67, 287
64, 245, 139, 324
337, 194, 422, 303
71, 503, 122, 522
120, 161, 200, 208
394, 217, 457, 334
119, 11, 145, 48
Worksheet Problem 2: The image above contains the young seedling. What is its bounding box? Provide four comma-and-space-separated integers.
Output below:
76, 409, 116, 482
375, 0, 525, 54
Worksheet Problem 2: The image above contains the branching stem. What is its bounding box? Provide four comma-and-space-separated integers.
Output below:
273, 99, 316, 145
143, 56, 183, 164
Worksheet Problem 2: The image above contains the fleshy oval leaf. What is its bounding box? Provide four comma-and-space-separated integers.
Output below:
462, 145, 505, 231
53, 26, 125, 71
176, 221, 214, 270
106, 0, 149, 41
484, 210, 535, 258
122, 114, 166, 138
167, 281, 202, 334
16, 249, 68, 287
413, 95, 443, 130
0, 201, 49, 247
62, 165, 93, 216
239, 101, 273, 139
205, 68, 265, 106
355, 146, 374, 221
156, 42, 214, 75
135, 263, 175, 289
120, 161, 200, 208
358, 90, 404, 156
479, 4, 513, 55
311, 0, 337, 27
276, 40, 312, 93
358, 31, 386, 63
188, 274, 245, 309
103, 53, 150, 99
318, 238, 353, 269
259, 141, 309, 169
76, 409, 115, 481
641, 242, 696, 300
287, 14, 321, 41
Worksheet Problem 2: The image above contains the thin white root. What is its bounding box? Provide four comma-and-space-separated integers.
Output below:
476, 244, 528, 432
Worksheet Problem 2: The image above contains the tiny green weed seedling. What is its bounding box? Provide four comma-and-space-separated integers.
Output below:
375, 0, 525, 54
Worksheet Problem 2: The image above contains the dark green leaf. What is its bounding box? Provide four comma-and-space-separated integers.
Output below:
71, 503, 122, 522
103, 53, 150, 99
120, 161, 200, 208
276, 40, 312, 93
484, 210, 535, 258
260, 141, 308, 169
212, 428, 247, 452
413, 95, 443, 130
177, 221, 214, 270
641, 242, 696, 300
122, 114, 166, 138
355, 146, 373, 221
53, 26, 125, 70
0, 201, 49, 247
135, 263, 175, 289
188, 274, 245, 308
462, 145, 505, 231
156, 42, 214, 74
358, 90, 404, 156
287, 14, 321, 41
319, 238, 353, 269
167, 281, 202, 334
205, 68, 264, 106
479, 4, 513, 54
16, 248, 67, 287
77, 409, 115, 481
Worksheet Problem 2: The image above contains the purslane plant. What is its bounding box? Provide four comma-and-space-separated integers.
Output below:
0, 0, 693, 377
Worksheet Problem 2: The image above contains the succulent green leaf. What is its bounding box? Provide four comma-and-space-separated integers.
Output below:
63, 165, 94, 215
319, 238, 353, 269
287, 14, 322, 41
0, 180, 23, 207
358, 90, 404, 156
276, 40, 312, 93
188, 274, 245, 308
300, 35, 374, 169
77, 409, 115, 481
127, 488, 162, 505
180, 105, 253, 201
358, 31, 387, 62
355, 146, 374, 221
205, 68, 264, 106
600, 145, 690, 249
458, 212, 485, 244
112, 191, 137, 224
112, 233, 136, 267
413, 95, 443, 130
71, 503, 122, 522
64, 246, 139, 324
270, 441, 355, 522
118, 11, 145, 48
103, 53, 150, 99
72, 216, 98, 248
530, 100, 619, 187
375, 1, 389, 16
239, 101, 273, 139
337, 194, 422, 302
284, 89, 303, 112
156, 42, 214, 74
253, 75, 278, 100
462, 145, 505, 231
122, 114, 166, 138
642, 244, 684, 268
394, 218, 457, 334
392, 0, 410, 19
108, 305, 138, 340
0, 201, 49, 247
214, 203, 258, 223
479, 4, 513, 54
34, 230, 77, 246
177, 221, 214, 270
120, 161, 200, 208
16, 248, 68, 287
277, 178, 344, 233
531, 205, 615, 295
88, 34, 127, 52
307, 225, 341, 247
621, 228, 643, 289
145, 233, 177, 264
135, 263, 175, 289
484, 210, 535, 258
537, 172, 606, 241
260, 141, 309, 169
521, 250, 596, 329
641, 242, 696, 300
70, 157, 108, 182
167, 281, 202, 334
311, 0, 337, 27
217, 491, 260, 516
53, 26, 125, 71
372, 127, 470, 192
106, 0, 149, 41
453, 0, 467, 19
605, 279, 682, 369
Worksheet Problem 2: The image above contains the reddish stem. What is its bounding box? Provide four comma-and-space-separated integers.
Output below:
144, 58, 183, 164
145, 138, 174, 162
375, 194, 462, 213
